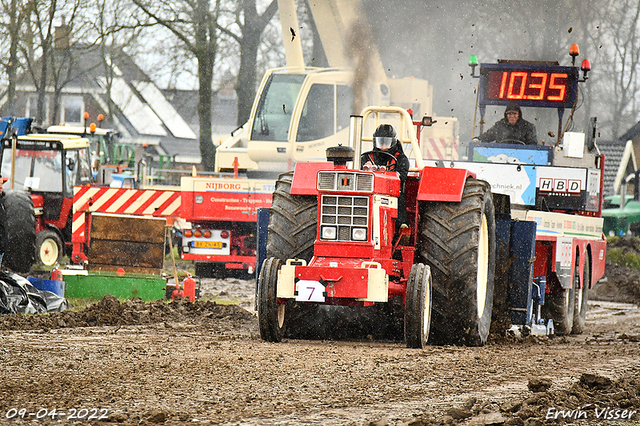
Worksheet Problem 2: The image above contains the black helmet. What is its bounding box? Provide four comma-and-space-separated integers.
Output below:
373, 124, 397, 150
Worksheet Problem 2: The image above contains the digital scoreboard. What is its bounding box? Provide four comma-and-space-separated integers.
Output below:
479, 63, 579, 109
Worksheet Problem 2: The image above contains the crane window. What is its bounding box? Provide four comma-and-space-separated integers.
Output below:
297, 84, 335, 142
336, 85, 353, 132
251, 73, 305, 142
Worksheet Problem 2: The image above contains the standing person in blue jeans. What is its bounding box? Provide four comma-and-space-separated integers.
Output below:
0, 173, 7, 268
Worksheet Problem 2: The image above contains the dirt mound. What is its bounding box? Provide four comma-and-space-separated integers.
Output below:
594, 237, 640, 305
411, 370, 640, 425
595, 261, 640, 305
0, 295, 254, 330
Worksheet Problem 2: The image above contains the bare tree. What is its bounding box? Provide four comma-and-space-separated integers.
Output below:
133, 0, 221, 171
0, 0, 27, 114
217, 0, 278, 126
48, 0, 87, 125
20, 0, 59, 126
587, 0, 640, 140
89, 0, 145, 127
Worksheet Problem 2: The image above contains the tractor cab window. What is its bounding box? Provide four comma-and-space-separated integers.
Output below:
250, 73, 305, 142
64, 149, 92, 194
1, 149, 63, 192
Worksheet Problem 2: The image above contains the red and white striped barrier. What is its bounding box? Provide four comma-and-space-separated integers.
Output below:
423, 137, 459, 160
71, 185, 181, 262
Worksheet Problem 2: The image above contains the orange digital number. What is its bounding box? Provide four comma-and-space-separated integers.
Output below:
498, 71, 508, 99
507, 72, 528, 99
547, 73, 567, 101
527, 72, 548, 100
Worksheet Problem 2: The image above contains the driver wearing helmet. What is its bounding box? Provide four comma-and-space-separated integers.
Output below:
362, 124, 410, 227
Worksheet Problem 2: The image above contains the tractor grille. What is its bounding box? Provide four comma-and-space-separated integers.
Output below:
320, 195, 369, 241
317, 171, 374, 192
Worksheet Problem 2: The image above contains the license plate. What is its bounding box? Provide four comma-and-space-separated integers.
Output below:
193, 241, 223, 249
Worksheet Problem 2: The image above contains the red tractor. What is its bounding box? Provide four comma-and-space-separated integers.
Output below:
257, 108, 496, 347
1, 134, 93, 267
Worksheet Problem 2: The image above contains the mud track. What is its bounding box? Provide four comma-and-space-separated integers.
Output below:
1, 273, 639, 426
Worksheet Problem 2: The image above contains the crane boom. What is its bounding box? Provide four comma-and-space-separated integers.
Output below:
277, 0, 304, 68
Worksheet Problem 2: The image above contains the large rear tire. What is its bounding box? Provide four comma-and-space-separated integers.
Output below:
36, 230, 63, 267
572, 252, 590, 334
405, 263, 432, 348
258, 257, 285, 342
543, 255, 577, 336
418, 178, 496, 346
3, 190, 36, 273
266, 172, 318, 339
266, 171, 317, 262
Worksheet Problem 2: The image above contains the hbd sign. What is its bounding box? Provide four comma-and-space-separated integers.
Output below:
538, 178, 581, 194
535, 166, 599, 212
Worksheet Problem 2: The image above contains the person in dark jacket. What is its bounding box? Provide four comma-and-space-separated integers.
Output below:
0, 173, 7, 267
361, 124, 410, 227
478, 101, 538, 145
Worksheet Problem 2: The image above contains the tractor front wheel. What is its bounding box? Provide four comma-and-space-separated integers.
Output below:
419, 178, 496, 346
258, 257, 286, 342
405, 263, 432, 348
3, 190, 36, 273
572, 252, 590, 334
36, 230, 63, 267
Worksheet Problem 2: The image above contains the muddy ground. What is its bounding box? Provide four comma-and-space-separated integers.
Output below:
1, 243, 640, 425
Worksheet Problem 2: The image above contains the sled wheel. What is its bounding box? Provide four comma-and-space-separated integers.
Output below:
405, 263, 432, 348
571, 252, 590, 334
543, 256, 577, 336
258, 257, 285, 342
3, 190, 36, 273
419, 178, 496, 346
36, 230, 63, 267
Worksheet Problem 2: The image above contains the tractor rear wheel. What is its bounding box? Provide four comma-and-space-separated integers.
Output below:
3, 190, 36, 273
266, 171, 317, 262
266, 171, 318, 339
572, 252, 590, 334
418, 178, 496, 346
36, 230, 63, 267
258, 257, 286, 342
405, 263, 432, 348
543, 255, 577, 336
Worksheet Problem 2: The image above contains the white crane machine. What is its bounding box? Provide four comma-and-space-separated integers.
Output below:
214, 0, 459, 174
180, 0, 458, 277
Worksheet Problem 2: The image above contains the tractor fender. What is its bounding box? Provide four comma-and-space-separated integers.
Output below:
290, 162, 334, 195
416, 167, 476, 202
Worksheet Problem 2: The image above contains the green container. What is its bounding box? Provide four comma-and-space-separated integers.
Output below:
62, 271, 166, 301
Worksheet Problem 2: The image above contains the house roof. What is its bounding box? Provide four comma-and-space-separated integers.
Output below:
617, 121, 640, 143
599, 140, 626, 196
599, 119, 640, 196
7, 44, 238, 165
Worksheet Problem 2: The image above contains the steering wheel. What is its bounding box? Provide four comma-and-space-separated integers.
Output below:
361, 151, 397, 171
501, 139, 526, 145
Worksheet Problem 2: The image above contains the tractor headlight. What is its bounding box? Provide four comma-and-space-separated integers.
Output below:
322, 226, 337, 240
352, 227, 367, 241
